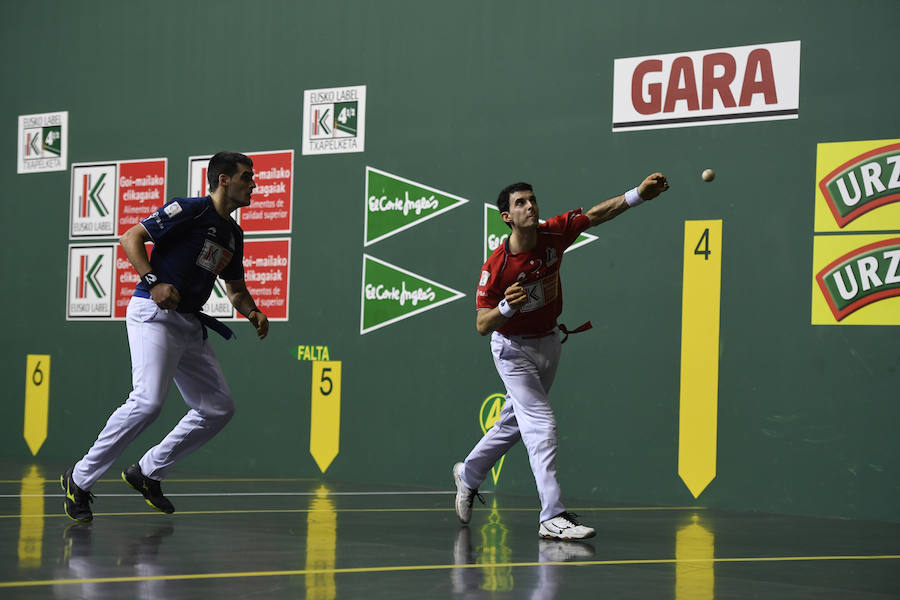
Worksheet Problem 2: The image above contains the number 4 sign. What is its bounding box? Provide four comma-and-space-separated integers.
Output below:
678, 220, 723, 499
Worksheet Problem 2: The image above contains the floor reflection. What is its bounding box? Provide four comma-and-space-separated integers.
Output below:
305, 484, 337, 600
675, 512, 715, 600
55, 522, 174, 599
19, 464, 46, 568
476, 498, 512, 591
451, 499, 595, 599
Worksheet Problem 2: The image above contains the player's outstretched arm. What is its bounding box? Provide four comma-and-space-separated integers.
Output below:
224, 279, 269, 339
585, 172, 670, 227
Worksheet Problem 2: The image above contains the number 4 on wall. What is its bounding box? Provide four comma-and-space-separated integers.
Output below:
679, 221, 722, 498
694, 227, 711, 260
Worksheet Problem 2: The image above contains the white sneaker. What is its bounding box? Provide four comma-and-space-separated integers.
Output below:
538, 512, 596, 540
452, 462, 482, 524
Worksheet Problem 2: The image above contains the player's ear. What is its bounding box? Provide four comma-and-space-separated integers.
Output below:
218, 173, 229, 188
501, 211, 511, 225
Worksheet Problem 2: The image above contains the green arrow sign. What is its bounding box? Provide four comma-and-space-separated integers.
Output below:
483, 204, 598, 261
365, 167, 469, 246
360, 254, 465, 334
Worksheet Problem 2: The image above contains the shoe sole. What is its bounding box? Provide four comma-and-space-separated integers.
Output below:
61, 473, 93, 523
121, 471, 174, 514
538, 531, 596, 540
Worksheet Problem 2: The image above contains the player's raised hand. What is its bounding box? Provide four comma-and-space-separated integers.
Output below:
151, 283, 181, 310
638, 172, 670, 201
249, 310, 269, 339
504, 282, 529, 309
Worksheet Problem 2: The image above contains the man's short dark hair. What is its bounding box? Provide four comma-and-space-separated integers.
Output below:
207, 152, 253, 192
497, 182, 533, 214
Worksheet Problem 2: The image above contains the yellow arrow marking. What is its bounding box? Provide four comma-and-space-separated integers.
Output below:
24, 355, 50, 456
310, 361, 341, 473
678, 221, 722, 498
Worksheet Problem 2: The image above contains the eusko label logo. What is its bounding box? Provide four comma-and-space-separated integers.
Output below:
67, 245, 114, 319
302, 85, 366, 155
17, 111, 68, 173
70, 164, 116, 237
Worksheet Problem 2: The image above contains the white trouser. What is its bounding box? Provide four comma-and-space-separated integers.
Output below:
460, 330, 565, 522
73, 296, 234, 490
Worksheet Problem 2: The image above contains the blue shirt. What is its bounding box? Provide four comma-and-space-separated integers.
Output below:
134, 196, 244, 313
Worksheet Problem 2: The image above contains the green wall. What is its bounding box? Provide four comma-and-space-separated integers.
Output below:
3, 0, 898, 521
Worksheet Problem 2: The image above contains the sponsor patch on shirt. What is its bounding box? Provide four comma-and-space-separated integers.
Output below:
196, 239, 233, 274
164, 201, 183, 218
520, 272, 559, 313
479, 270, 490, 286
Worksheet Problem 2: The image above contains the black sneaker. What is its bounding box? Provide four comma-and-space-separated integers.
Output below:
121, 464, 175, 514
60, 468, 94, 523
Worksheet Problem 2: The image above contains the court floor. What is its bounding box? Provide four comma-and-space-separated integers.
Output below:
0, 462, 897, 599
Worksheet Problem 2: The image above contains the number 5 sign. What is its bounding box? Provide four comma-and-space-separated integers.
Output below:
310, 361, 342, 473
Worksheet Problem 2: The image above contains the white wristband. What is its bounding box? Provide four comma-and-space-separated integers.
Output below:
624, 186, 644, 207
498, 298, 518, 318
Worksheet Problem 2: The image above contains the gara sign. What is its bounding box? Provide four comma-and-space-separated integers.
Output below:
612, 41, 800, 131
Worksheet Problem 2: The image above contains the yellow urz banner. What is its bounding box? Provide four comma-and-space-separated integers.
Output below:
678, 221, 722, 499
812, 139, 900, 325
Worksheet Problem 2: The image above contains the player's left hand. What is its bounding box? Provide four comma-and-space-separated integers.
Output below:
638, 172, 670, 201
249, 310, 269, 339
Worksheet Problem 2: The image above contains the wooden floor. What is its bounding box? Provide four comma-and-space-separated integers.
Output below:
1, 461, 898, 599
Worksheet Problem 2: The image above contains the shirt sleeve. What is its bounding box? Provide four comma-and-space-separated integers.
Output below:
476, 258, 504, 309
220, 226, 245, 281
559, 209, 591, 248
140, 199, 195, 242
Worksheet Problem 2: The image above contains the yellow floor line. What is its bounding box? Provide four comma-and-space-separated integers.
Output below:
1, 554, 897, 588
0, 506, 705, 519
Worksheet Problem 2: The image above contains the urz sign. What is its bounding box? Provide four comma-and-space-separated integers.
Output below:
612, 41, 801, 131
815, 238, 900, 322
811, 139, 900, 326
818, 143, 900, 228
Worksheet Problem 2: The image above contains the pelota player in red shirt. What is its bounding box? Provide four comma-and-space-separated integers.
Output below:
453, 172, 669, 539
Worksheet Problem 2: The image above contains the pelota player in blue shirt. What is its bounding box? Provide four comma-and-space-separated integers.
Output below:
61, 152, 269, 522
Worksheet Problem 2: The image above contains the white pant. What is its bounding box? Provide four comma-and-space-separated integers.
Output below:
460, 330, 565, 522
73, 296, 234, 490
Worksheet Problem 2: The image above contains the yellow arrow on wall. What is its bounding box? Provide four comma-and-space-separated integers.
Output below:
310, 361, 341, 474
24, 355, 50, 456
678, 221, 722, 498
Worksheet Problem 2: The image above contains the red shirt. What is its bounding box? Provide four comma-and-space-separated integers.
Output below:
476, 209, 590, 336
